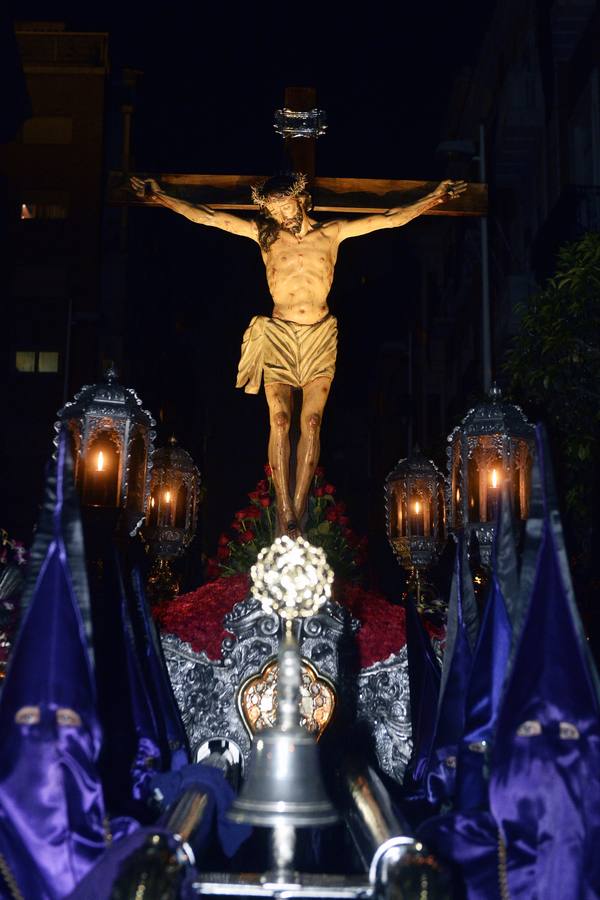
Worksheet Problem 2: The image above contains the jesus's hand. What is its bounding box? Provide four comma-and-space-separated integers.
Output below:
130, 176, 161, 199
432, 179, 468, 203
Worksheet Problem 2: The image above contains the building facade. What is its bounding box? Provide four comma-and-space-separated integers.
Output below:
0, 22, 109, 536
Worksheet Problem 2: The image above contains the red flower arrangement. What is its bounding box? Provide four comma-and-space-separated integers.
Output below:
153, 470, 443, 669
210, 465, 367, 581
153, 572, 443, 669
154, 573, 249, 660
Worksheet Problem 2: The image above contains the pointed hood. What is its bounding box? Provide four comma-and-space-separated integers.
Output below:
490, 425, 600, 898
455, 482, 516, 811
426, 535, 479, 805
114, 556, 163, 802
128, 567, 189, 771
102, 558, 189, 806
403, 594, 441, 794
0, 431, 107, 897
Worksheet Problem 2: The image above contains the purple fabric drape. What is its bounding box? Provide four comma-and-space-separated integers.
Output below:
0, 432, 108, 898
455, 485, 516, 812
403, 594, 441, 796
425, 535, 478, 806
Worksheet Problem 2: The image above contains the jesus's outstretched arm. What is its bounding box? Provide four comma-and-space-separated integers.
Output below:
335, 179, 468, 243
130, 177, 258, 242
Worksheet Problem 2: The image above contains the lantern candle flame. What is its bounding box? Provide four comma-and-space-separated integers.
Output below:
491, 468, 498, 489
97, 451, 105, 472
164, 491, 171, 503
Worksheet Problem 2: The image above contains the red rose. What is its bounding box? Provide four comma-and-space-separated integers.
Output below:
314, 486, 325, 498
240, 530, 255, 543
338, 515, 349, 526
264, 464, 273, 477
234, 510, 246, 521
259, 496, 271, 507
325, 508, 338, 522
248, 491, 261, 501
217, 545, 230, 560
314, 466, 325, 479
257, 479, 268, 492
243, 506, 261, 519
324, 484, 335, 495
231, 521, 242, 532
218, 533, 230, 546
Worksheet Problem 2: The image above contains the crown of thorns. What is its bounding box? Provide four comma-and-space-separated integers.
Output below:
251, 173, 309, 208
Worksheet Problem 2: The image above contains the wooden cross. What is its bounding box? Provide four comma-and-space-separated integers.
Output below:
108, 87, 487, 217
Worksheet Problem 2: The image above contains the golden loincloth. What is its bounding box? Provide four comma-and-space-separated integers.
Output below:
236, 314, 338, 394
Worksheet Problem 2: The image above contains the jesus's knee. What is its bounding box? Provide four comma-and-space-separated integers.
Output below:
305, 412, 321, 433
272, 410, 290, 432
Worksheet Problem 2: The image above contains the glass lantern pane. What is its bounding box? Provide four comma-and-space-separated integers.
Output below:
468, 458, 480, 522
126, 434, 146, 512
149, 494, 158, 526
82, 436, 119, 508
175, 484, 188, 528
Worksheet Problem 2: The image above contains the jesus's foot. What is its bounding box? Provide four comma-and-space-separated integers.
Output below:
276, 509, 301, 540
284, 519, 301, 541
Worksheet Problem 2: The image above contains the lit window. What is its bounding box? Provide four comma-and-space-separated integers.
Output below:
15, 350, 59, 374
38, 351, 59, 373
15, 351, 36, 372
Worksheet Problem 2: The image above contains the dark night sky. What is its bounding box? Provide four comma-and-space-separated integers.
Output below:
8, 2, 495, 584
13, 1, 493, 176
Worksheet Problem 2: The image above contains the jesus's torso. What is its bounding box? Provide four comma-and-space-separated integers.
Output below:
260, 219, 340, 325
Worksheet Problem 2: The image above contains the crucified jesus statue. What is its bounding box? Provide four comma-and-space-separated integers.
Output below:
131, 172, 467, 538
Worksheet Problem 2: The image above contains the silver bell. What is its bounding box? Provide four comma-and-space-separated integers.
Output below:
229, 629, 338, 828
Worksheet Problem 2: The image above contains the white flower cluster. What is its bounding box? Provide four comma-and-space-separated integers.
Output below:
250, 535, 334, 620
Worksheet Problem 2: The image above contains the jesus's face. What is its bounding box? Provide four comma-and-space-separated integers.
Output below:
264, 197, 304, 234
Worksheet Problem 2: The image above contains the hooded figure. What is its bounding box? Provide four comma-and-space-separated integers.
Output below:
0, 432, 108, 898
455, 482, 517, 812
489, 426, 600, 898
422, 427, 600, 899
402, 594, 441, 799
419, 484, 519, 899
90, 555, 188, 813
127, 567, 189, 774
425, 535, 479, 806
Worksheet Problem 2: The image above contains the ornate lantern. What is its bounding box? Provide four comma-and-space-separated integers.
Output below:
447, 383, 534, 565
144, 437, 201, 601
56, 365, 156, 534
385, 449, 447, 602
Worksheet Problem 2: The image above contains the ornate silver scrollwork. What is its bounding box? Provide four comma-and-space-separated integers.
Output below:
356, 649, 412, 784
163, 592, 412, 784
